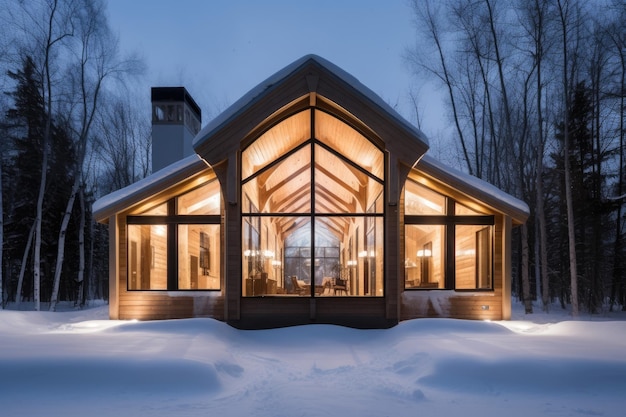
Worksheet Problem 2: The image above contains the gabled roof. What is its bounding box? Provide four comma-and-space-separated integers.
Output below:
193, 54, 429, 169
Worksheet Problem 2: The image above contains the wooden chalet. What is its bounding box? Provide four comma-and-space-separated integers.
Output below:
93, 55, 529, 329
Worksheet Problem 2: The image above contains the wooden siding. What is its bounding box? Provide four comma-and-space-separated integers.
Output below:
400, 292, 503, 320
118, 292, 224, 320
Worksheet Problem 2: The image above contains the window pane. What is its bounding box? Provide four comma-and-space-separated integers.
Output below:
242, 146, 312, 214
405, 225, 444, 289
311, 217, 383, 297
242, 216, 304, 296
364, 216, 384, 296
127, 225, 167, 290
455, 203, 485, 215
177, 180, 221, 215
314, 218, 341, 296
405, 180, 446, 215
141, 202, 168, 215
315, 110, 384, 180
314, 145, 383, 214
178, 225, 220, 290
455, 225, 492, 289
242, 110, 311, 180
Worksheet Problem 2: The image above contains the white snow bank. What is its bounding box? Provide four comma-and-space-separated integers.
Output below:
0, 302, 624, 417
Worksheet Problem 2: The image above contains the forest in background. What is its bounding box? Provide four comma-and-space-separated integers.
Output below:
0, 0, 148, 311
0, 0, 624, 315
406, 0, 625, 315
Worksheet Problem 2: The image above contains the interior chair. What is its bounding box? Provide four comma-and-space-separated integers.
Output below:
332, 278, 348, 295
290, 276, 310, 296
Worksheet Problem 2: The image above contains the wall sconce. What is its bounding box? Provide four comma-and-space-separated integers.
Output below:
346, 259, 357, 268
272, 260, 282, 269
416, 249, 432, 257
404, 258, 417, 268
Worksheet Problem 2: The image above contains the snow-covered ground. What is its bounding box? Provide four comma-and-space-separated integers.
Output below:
1, 301, 624, 417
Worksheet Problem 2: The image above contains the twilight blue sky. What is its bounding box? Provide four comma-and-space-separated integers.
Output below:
106, 0, 447, 138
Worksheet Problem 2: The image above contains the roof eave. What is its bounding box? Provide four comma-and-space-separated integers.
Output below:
416, 155, 530, 224
93, 154, 210, 223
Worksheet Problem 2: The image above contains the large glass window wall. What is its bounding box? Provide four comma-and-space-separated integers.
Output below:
241, 108, 385, 297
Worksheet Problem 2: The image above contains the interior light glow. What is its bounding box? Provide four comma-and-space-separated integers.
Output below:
186, 194, 219, 213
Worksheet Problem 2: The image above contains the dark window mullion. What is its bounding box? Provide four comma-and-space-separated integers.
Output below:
127, 215, 221, 224
452, 215, 495, 225
404, 216, 493, 226
310, 111, 316, 297
313, 138, 384, 185
241, 138, 312, 186
167, 200, 177, 290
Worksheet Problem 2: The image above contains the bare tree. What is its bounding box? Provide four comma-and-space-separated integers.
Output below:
513, 0, 554, 312
8, 0, 77, 311
528, 0, 552, 311
406, 0, 474, 175
557, 0, 579, 316
604, 1, 626, 311
93, 93, 151, 194
49, 0, 141, 311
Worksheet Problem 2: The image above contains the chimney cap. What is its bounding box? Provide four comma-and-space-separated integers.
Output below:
151, 86, 201, 120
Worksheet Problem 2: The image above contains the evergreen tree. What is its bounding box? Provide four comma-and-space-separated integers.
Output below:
551, 81, 612, 313
3, 55, 77, 304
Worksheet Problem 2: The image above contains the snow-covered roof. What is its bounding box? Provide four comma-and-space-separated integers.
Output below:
93, 154, 209, 222
416, 155, 530, 223
193, 54, 428, 152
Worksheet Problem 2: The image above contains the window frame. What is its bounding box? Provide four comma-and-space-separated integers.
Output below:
404, 185, 495, 292
126, 184, 222, 292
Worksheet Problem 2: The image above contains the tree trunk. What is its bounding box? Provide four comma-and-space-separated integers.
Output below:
558, 0, 579, 317
521, 223, 532, 313
33, 127, 49, 312
15, 223, 35, 306
75, 185, 86, 307
0, 148, 3, 308
532, 0, 550, 312
34, 0, 69, 311
49, 177, 79, 311
536, 144, 550, 311
610, 41, 625, 311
